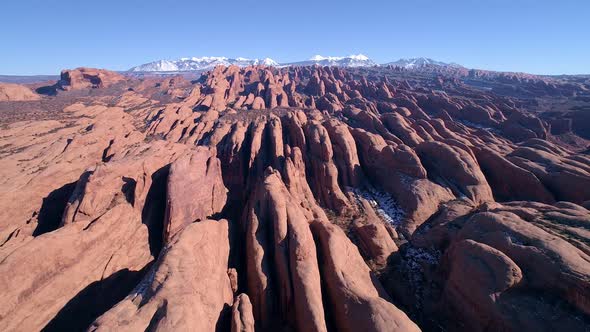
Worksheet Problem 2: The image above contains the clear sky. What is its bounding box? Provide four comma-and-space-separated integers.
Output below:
2, 0, 589, 75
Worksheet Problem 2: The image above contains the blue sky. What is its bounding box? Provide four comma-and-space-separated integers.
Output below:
2, 0, 588, 75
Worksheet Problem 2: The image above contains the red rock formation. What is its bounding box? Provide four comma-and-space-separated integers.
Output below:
441, 239, 523, 331
405, 200, 590, 331
90, 219, 233, 331
244, 169, 327, 331
303, 121, 350, 213
163, 147, 227, 241
251, 96, 266, 110
311, 220, 420, 332
0, 83, 40, 101
0, 141, 189, 331
323, 119, 364, 187
507, 139, 590, 203
474, 146, 554, 202
351, 128, 454, 235
231, 294, 255, 332
58, 67, 125, 90
352, 198, 398, 265
1, 64, 589, 332
416, 141, 493, 204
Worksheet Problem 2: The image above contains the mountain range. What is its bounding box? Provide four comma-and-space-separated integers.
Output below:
129, 57, 279, 72
129, 55, 460, 72
385, 57, 464, 69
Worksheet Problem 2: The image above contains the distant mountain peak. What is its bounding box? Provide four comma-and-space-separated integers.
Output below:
386, 57, 464, 69
129, 57, 279, 72
286, 54, 376, 68
309, 54, 370, 62
129, 54, 377, 72
129, 55, 463, 73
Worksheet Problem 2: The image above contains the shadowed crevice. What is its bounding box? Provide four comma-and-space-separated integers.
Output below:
41, 266, 149, 332
33, 181, 78, 236
141, 165, 170, 257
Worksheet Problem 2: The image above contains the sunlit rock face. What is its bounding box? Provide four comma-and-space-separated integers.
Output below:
0, 64, 589, 331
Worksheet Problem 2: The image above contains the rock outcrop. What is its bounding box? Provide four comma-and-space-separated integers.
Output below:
231, 294, 255, 332
0, 83, 40, 101
90, 219, 233, 331
58, 67, 125, 90
244, 170, 327, 331
163, 147, 227, 241
312, 220, 421, 332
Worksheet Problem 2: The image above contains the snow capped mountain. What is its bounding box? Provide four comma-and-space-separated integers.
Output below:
129, 55, 462, 72
129, 57, 279, 72
385, 57, 463, 69
309, 54, 370, 62
129, 54, 376, 72
286, 54, 376, 67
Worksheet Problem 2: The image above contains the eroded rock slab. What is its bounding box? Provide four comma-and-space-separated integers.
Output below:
90, 219, 233, 331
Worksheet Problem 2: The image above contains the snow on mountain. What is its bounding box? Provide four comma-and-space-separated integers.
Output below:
129, 55, 462, 72
309, 54, 370, 62
385, 57, 463, 69
130, 54, 376, 72
286, 54, 376, 67
129, 57, 279, 72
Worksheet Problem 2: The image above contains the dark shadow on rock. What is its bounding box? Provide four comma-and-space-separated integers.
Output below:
214, 303, 232, 332
141, 165, 170, 257
41, 266, 149, 332
35, 84, 58, 96
145, 300, 168, 331
33, 181, 78, 236
121, 177, 137, 206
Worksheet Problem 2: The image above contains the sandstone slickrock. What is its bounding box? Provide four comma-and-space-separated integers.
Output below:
1, 63, 590, 332
351, 127, 455, 235
311, 220, 421, 332
0, 82, 40, 101
244, 169, 327, 331
455, 210, 590, 316
352, 197, 398, 266
0, 142, 189, 331
323, 119, 364, 187
507, 139, 590, 204
231, 294, 255, 332
58, 67, 125, 90
303, 121, 350, 213
441, 239, 523, 331
400, 200, 590, 331
474, 146, 555, 203
416, 141, 493, 204
90, 219, 233, 331
163, 147, 227, 241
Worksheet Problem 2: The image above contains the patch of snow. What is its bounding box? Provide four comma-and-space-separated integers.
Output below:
458, 120, 501, 135
349, 187, 405, 228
